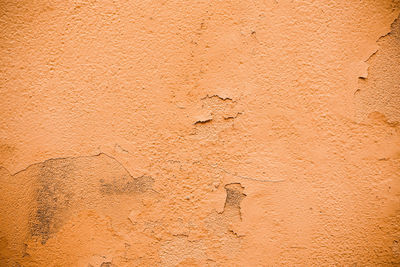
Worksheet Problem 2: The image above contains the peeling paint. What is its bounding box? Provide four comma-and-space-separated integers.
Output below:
1, 0, 400, 266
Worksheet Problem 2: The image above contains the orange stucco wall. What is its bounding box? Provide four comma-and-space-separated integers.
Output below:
1, 0, 400, 266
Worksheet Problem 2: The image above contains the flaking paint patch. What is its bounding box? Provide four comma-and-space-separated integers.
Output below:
355, 15, 400, 123
0, 153, 156, 265
223, 183, 246, 220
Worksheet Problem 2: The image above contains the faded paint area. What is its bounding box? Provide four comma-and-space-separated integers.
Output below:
0, 0, 400, 266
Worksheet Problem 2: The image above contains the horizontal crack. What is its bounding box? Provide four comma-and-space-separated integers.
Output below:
1, 152, 134, 178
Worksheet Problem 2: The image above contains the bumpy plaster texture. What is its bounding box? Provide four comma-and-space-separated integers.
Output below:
0, 0, 400, 266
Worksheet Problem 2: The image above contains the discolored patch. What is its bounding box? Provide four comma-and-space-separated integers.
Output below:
24, 153, 154, 245
30, 159, 74, 245
224, 183, 246, 210
223, 183, 246, 220
100, 175, 154, 195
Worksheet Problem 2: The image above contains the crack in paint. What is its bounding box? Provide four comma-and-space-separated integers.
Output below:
1, 152, 134, 178
201, 94, 234, 101
209, 163, 286, 183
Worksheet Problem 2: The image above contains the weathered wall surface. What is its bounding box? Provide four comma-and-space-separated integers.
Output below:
0, 0, 400, 266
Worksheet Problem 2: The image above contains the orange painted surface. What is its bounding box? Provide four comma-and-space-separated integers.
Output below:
0, 1, 400, 266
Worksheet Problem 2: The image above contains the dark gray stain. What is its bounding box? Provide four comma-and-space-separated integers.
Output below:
30, 159, 74, 245
23, 153, 153, 245
100, 175, 154, 195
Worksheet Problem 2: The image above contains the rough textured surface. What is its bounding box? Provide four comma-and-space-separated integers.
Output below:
0, 0, 400, 266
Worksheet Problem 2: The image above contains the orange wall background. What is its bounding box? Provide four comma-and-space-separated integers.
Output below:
1, 0, 400, 266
